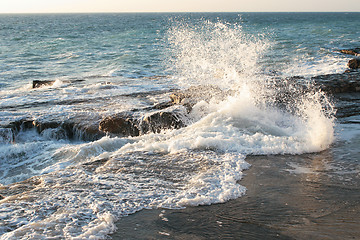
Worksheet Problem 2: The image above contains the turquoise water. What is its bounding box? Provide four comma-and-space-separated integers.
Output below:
1, 13, 358, 89
0, 14, 169, 88
0, 13, 359, 239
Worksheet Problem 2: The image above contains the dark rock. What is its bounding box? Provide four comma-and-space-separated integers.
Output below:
263, 72, 360, 112
339, 48, 360, 56
35, 113, 106, 141
33, 121, 61, 133
73, 122, 106, 141
6, 119, 34, 132
4, 73, 360, 144
348, 58, 360, 69
32, 80, 56, 88
99, 115, 139, 136
334, 93, 360, 118
98, 87, 219, 137
140, 111, 185, 134
52, 117, 106, 141
2, 115, 106, 141
99, 105, 188, 136
32, 79, 85, 89
312, 71, 360, 94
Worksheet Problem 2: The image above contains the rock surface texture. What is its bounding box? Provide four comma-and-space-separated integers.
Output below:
339, 48, 360, 56
348, 59, 360, 69
2, 70, 359, 142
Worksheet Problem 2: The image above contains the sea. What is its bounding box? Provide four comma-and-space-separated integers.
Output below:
0, 12, 359, 239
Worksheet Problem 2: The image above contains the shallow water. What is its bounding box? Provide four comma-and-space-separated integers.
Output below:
113, 119, 360, 239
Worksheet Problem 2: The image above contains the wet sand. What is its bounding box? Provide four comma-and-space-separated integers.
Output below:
112, 140, 360, 239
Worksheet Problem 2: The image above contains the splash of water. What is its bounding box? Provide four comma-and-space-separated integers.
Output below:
167, 20, 269, 89
165, 19, 335, 153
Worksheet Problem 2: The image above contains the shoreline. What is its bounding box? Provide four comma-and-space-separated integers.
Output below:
111, 144, 360, 239
2, 71, 360, 145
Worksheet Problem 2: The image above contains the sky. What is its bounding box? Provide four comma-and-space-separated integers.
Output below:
1, 0, 359, 13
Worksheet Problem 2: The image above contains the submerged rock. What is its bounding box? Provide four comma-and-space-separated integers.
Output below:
32, 80, 56, 88
99, 107, 187, 136
1, 115, 105, 142
5, 119, 35, 132
33, 121, 61, 133
339, 48, 360, 56
32, 79, 85, 88
33, 116, 105, 141
139, 111, 185, 134
99, 115, 139, 137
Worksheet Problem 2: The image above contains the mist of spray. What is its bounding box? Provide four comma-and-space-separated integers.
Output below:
166, 19, 335, 153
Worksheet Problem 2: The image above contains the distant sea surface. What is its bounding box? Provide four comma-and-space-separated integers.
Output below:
0, 13, 359, 239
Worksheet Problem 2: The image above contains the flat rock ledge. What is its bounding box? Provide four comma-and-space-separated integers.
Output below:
32, 79, 85, 88
312, 71, 360, 93
99, 110, 186, 137
1, 71, 360, 144
339, 48, 360, 57
98, 72, 360, 138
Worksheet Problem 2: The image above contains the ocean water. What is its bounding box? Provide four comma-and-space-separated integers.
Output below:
0, 12, 359, 239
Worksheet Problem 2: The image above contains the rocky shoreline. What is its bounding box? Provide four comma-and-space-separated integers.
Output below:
339, 48, 360, 69
1, 47, 360, 144
1, 69, 360, 144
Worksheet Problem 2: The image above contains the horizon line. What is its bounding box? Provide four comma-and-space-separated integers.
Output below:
0, 11, 359, 15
